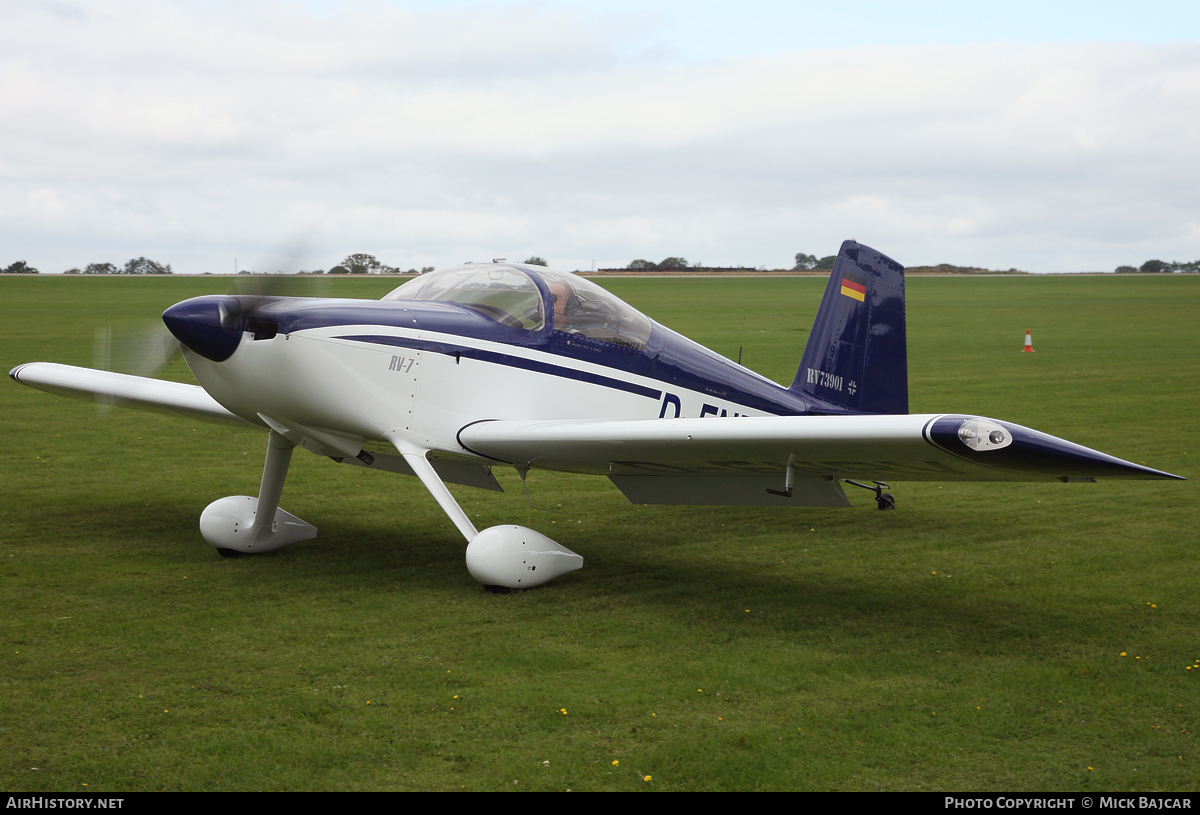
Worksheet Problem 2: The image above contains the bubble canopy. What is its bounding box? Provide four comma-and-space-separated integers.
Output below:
382, 264, 653, 351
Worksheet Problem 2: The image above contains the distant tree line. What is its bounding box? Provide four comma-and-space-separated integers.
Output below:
620, 256, 761, 271
1114, 259, 1200, 273
626, 256, 691, 271
601, 256, 766, 272
314, 253, 433, 275
10, 252, 1200, 276
794, 253, 837, 270
2, 253, 437, 275
70, 257, 174, 274
1, 257, 175, 274
326, 253, 399, 274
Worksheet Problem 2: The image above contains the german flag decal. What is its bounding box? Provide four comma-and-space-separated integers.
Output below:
839, 270, 867, 302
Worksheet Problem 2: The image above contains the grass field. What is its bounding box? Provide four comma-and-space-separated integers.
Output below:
1, 273, 1196, 791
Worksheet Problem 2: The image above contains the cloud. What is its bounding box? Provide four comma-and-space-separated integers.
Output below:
2, 0, 1198, 272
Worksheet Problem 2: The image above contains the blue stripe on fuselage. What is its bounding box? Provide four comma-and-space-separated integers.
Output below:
337, 334, 663, 401
262, 298, 810, 416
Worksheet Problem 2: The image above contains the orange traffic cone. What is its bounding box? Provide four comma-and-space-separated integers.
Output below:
1022, 329, 1035, 353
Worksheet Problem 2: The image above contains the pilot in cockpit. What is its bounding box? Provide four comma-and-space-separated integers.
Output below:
547, 279, 579, 332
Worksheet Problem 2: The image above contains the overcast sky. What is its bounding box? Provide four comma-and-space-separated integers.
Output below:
2, 0, 1199, 273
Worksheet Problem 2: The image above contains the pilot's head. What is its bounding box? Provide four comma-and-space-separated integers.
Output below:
547, 279, 574, 323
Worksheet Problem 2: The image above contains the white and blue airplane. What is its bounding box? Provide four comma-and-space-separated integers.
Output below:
10, 241, 1182, 590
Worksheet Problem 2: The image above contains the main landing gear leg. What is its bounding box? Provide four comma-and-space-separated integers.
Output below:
200, 429, 318, 555
842, 479, 895, 510
386, 434, 583, 591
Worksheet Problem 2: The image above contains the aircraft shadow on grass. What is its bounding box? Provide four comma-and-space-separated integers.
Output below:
16, 485, 1135, 648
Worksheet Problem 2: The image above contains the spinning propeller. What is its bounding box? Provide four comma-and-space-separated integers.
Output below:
93, 243, 325, 380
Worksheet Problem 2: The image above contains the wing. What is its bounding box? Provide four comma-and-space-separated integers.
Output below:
11, 362, 503, 492
10, 362, 251, 426
458, 414, 1182, 507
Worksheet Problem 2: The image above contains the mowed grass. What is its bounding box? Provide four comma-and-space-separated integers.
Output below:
1, 273, 1196, 792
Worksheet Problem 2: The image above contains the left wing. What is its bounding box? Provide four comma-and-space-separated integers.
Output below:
458, 414, 1182, 507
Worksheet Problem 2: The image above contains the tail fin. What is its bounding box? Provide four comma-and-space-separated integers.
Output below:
790, 240, 907, 414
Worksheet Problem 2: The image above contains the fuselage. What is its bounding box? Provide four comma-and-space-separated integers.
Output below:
165, 264, 813, 462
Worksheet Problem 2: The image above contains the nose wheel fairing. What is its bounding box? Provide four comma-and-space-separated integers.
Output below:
200, 496, 317, 554
199, 429, 318, 554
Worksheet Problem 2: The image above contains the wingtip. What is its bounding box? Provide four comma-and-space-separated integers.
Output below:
1109, 461, 1186, 481
925, 415, 1187, 481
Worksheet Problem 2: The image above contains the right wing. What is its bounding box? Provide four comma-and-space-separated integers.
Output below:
10, 362, 502, 492
10, 362, 251, 426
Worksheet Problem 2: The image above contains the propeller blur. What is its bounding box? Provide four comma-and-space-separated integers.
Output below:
10, 241, 1183, 591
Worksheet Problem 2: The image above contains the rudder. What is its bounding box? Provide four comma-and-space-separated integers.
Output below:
790, 240, 907, 414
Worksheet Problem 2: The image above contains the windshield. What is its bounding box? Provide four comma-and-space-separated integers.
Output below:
382, 263, 653, 350
382, 265, 544, 330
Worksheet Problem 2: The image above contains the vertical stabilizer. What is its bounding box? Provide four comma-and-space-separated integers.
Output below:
790, 240, 907, 414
